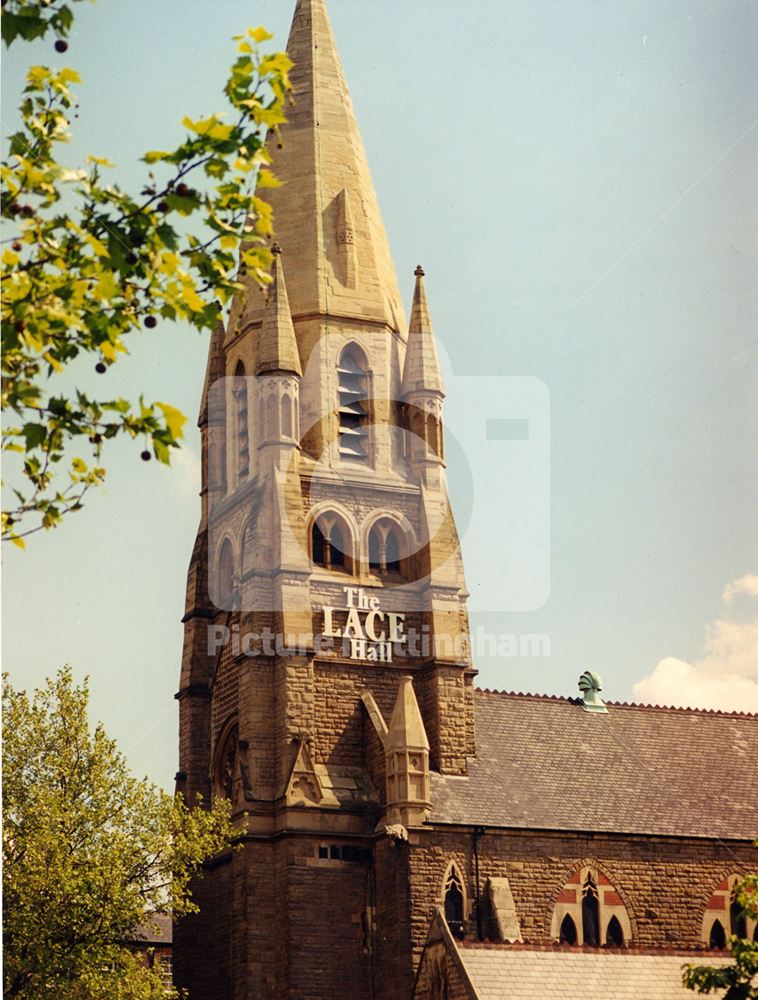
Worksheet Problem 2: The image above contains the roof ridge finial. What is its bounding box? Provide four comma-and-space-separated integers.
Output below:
271, 241, 282, 256
415, 264, 425, 278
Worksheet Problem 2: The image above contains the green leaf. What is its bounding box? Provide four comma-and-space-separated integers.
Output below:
22, 423, 46, 450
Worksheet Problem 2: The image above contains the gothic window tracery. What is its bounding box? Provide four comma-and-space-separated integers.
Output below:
551, 865, 631, 947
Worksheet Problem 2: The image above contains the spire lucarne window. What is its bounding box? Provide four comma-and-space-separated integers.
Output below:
233, 360, 249, 479
337, 347, 369, 461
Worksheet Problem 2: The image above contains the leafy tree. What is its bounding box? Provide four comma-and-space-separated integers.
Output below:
683, 873, 758, 998
2, 667, 236, 1000
1, 0, 292, 546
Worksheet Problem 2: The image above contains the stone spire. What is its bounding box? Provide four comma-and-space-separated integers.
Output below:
402, 266, 444, 397
198, 317, 226, 426
256, 245, 302, 376
385, 676, 431, 827
241, 0, 406, 332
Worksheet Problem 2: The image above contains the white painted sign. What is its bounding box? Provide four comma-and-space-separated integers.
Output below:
321, 587, 406, 662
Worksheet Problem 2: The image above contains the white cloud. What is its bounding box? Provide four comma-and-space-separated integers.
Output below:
166, 444, 201, 499
723, 573, 758, 603
633, 580, 758, 713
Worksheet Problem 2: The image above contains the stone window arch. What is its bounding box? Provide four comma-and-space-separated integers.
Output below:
214, 720, 239, 803
214, 536, 236, 610
442, 862, 466, 939
551, 865, 632, 947
709, 919, 726, 950
337, 344, 370, 462
559, 913, 577, 945
310, 511, 353, 574
701, 874, 757, 946
367, 516, 406, 578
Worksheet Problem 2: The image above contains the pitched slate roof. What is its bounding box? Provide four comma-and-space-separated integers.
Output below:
459, 945, 730, 1000
129, 912, 173, 946
429, 690, 758, 840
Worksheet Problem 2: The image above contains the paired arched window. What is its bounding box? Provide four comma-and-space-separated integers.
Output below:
233, 360, 249, 479
337, 346, 369, 461
308, 511, 409, 579
311, 513, 351, 573
368, 517, 403, 576
443, 865, 465, 939
552, 866, 631, 947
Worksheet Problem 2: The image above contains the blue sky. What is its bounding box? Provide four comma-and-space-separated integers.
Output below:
3, 0, 757, 790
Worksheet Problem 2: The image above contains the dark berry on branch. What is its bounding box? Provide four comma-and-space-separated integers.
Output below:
19, 205, 33, 218
144, 315, 157, 329
126, 252, 137, 264
141, 450, 152, 462
12, 242, 22, 251
157, 201, 168, 213
55, 39, 69, 53
95, 362, 107, 374
176, 183, 190, 197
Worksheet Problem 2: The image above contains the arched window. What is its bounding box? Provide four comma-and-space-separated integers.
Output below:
731, 898, 747, 939
606, 915, 624, 947
709, 919, 726, 950
443, 866, 465, 939
337, 346, 369, 461
233, 360, 249, 478
552, 865, 631, 947
281, 393, 293, 439
216, 724, 238, 801
581, 873, 600, 947
311, 513, 351, 573
701, 875, 757, 946
216, 538, 235, 610
559, 914, 577, 945
367, 518, 404, 577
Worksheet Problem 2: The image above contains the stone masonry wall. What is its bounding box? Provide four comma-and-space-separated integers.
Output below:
406, 827, 758, 962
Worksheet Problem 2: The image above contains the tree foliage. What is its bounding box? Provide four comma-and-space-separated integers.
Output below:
2, 668, 235, 1000
1, 1, 292, 545
683, 873, 758, 998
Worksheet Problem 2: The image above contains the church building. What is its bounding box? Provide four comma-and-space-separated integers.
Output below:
174, 2, 758, 997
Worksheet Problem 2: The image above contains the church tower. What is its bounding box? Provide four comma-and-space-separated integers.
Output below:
175, 1, 474, 997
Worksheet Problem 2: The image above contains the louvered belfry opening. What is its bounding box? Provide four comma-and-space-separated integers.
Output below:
337, 347, 369, 461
